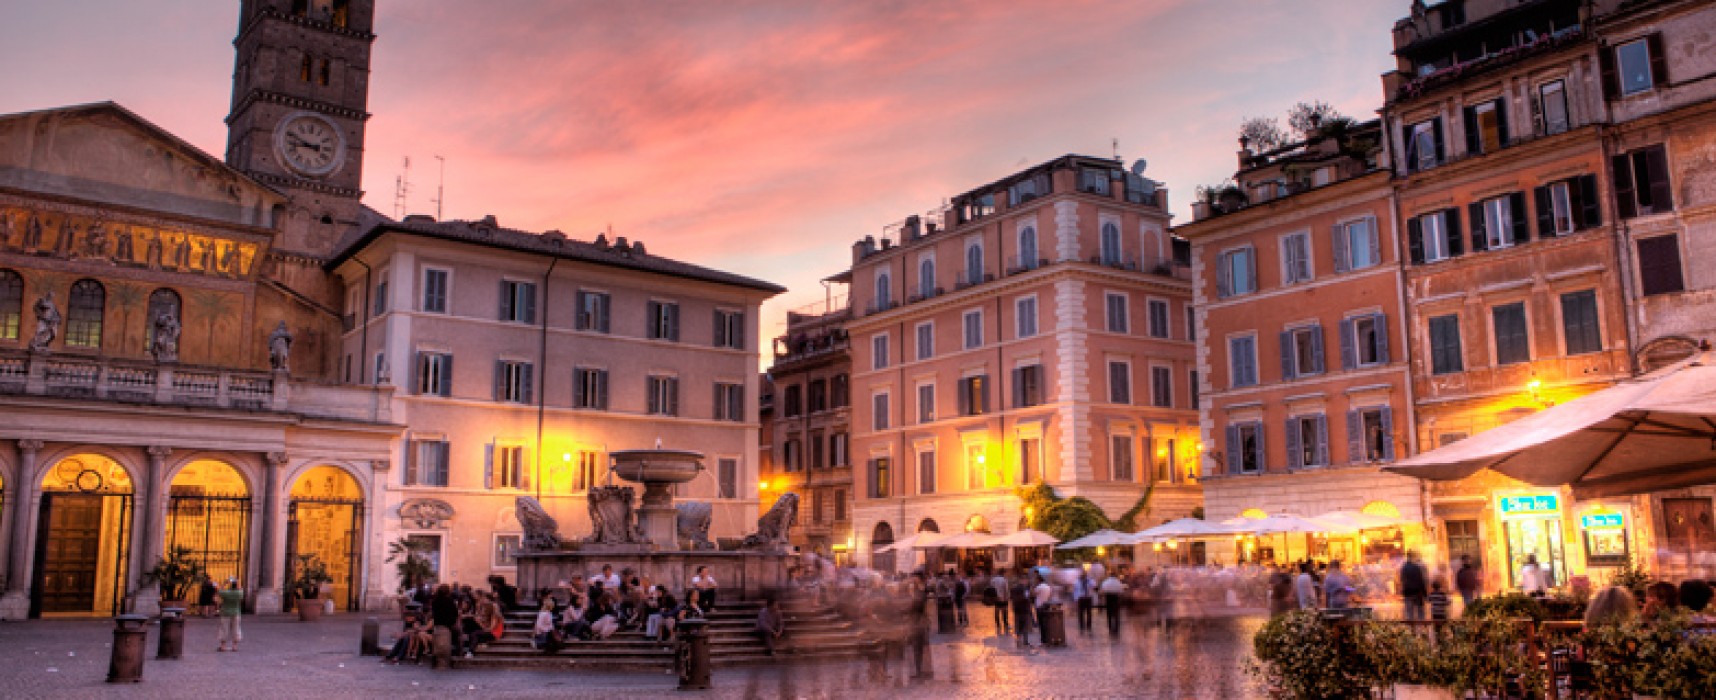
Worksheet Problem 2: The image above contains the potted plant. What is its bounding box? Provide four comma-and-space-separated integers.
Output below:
1359, 621, 1458, 700
386, 536, 436, 593
142, 545, 206, 611
290, 553, 334, 621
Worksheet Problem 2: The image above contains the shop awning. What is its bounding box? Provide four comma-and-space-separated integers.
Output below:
1384, 350, 1716, 498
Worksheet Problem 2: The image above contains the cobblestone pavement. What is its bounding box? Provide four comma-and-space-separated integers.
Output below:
0, 608, 1265, 699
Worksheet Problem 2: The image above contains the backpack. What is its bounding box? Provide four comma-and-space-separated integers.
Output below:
982, 585, 1001, 608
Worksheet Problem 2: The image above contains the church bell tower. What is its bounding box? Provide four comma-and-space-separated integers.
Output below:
225, 0, 375, 257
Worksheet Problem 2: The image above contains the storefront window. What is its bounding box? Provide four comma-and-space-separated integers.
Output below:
1580, 508, 1630, 567
1498, 493, 1568, 589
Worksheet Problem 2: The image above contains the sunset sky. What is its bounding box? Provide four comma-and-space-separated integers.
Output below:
1, 1, 1403, 343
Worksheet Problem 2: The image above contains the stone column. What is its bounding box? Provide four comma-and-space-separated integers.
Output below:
0, 440, 44, 619
254, 451, 287, 614
131, 445, 172, 616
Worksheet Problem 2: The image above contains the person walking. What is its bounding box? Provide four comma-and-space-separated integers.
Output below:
988, 569, 1011, 635
216, 577, 244, 652
1099, 571, 1125, 636
1266, 564, 1294, 617
1323, 561, 1354, 610
1454, 555, 1481, 609
1293, 562, 1319, 611
1400, 551, 1428, 621
1519, 554, 1548, 597
952, 572, 970, 627
1074, 570, 1095, 632
1008, 571, 1036, 647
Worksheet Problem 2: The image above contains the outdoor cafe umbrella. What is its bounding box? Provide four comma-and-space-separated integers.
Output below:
1309, 510, 1403, 532
991, 529, 1061, 547
1056, 529, 1132, 549
875, 532, 946, 554
1130, 518, 1222, 542
1384, 350, 1716, 498
916, 530, 996, 549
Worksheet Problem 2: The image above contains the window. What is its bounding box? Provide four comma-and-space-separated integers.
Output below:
1147, 299, 1169, 339
874, 271, 892, 309
576, 291, 611, 332
1560, 290, 1602, 356
63, 279, 105, 348
1539, 81, 1569, 135
647, 301, 679, 340
1008, 173, 1049, 206
872, 392, 890, 431
834, 488, 848, 521
1186, 306, 1196, 343
1100, 222, 1123, 265
490, 445, 523, 490
830, 432, 849, 467
374, 352, 386, 383
0, 269, 20, 340
573, 451, 602, 490
872, 334, 889, 370
1012, 364, 1045, 408
1408, 209, 1463, 264
415, 352, 453, 396
1080, 167, 1110, 195
1339, 314, 1388, 368
422, 268, 448, 313
1281, 232, 1312, 284
783, 385, 802, 417
1463, 98, 1508, 155
1280, 325, 1324, 380
831, 374, 849, 407
1446, 520, 1481, 565
1491, 303, 1530, 366
1016, 297, 1038, 338
869, 458, 891, 499
494, 361, 534, 403
1349, 407, 1395, 462
1286, 415, 1329, 469
1217, 247, 1257, 297
573, 367, 608, 409
1425, 314, 1465, 375
1228, 336, 1258, 388
782, 439, 801, 472
810, 430, 825, 469
957, 375, 990, 416
406, 439, 450, 486
918, 258, 936, 299
963, 310, 983, 349
713, 310, 744, 349
1404, 117, 1444, 172
1153, 438, 1177, 483
1226, 422, 1264, 474
499, 280, 536, 323
1150, 366, 1172, 408
915, 322, 934, 361
964, 242, 984, 286
146, 288, 181, 351
1018, 437, 1041, 484
966, 442, 986, 489
1637, 235, 1685, 296
1107, 361, 1132, 404
717, 458, 737, 499
1534, 174, 1600, 239
917, 383, 935, 423
714, 382, 744, 422
1334, 218, 1380, 271
808, 379, 828, 413
1466, 193, 1526, 251
917, 448, 937, 495
493, 534, 521, 568
373, 277, 389, 315
1018, 226, 1038, 269
1613, 38, 1659, 97
1189, 370, 1200, 409
1105, 293, 1129, 333
1612, 145, 1673, 219
647, 375, 679, 416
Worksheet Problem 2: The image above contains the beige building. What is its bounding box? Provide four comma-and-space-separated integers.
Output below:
762, 295, 855, 562
843, 155, 1202, 572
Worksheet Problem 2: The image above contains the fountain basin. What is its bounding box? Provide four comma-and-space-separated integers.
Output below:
609, 448, 704, 484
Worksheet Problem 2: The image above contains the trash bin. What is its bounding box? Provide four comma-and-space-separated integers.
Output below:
936, 595, 957, 635
675, 618, 711, 690
157, 608, 186, 659
1038, 605, 1067, 647
360, 616, 381, 656
108, 614, 150, 683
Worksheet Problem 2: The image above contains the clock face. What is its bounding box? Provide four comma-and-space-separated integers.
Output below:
274, 112, 346, 177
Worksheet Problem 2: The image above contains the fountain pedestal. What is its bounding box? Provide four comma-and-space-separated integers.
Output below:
638, 482, 679, 551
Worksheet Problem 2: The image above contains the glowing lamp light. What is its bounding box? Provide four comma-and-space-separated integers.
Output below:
759, 480, 770, 491
1096, 546, 1107, 556
1167, 539, 1179, 550
1151, 542, 1162, 552
562, 453, 572, 462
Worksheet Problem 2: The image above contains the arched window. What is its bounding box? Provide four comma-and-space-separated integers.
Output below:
331, 0, 351, 27
965, 243, 984, 285
1142, 226, 1165, 270
874, 272, 892, 309
918, 518, 940, 534
300, 54, 313, 82
147, 288, 181, 349
0, 269, 21, 341
1101, 222, 1123, 265
918, 258, 935, 299
65, 279, 105, 348
1019, 226, 1039, 269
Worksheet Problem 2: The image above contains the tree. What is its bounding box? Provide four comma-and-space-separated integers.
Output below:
1038, 497, 1111, 544
1238, 116, 1288, 152
1287, 101, 1345, 140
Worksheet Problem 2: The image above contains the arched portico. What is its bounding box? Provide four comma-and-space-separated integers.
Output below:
163, 458, 254, 592
32, 453, 137, 616
284, 464, 366, 612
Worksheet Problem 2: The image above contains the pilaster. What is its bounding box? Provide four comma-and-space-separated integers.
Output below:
254, 451, 287, 614
0, 439, 43, 620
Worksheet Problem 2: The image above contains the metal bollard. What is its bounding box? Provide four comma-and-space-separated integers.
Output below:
360, 616, 381, 656
108, 614, 150, 683
675, 618, 711, 690
157, 608, 186, 659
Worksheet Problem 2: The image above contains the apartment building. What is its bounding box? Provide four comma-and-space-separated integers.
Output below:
328, 220, 782, 585
762, 296, 854, 562
1178, 119, 1426, 565
843, 155, 1201, 572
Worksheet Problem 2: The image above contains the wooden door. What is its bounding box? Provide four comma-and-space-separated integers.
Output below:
36, 494, 103, 613
1663, 498, 1716, 554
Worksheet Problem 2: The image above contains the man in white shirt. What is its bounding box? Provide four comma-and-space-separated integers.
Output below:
988, 570, 1011, 634
589, 564, 621, 591
1098, 573, 1126, 636
1032, 574, 1056, 645
692, 565, 719, 610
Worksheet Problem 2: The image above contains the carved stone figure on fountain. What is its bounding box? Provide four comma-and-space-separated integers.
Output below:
740, 492, 798, 551
584, 485, 643, 546
514, 496, 562, 551
676, 501, 715, 551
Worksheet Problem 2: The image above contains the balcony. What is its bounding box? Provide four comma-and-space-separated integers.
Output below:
1415, 349, 1628, 403
772, 329, 850, 366
953, 269, 995, 291
1090, 254, 1139, 272
906, 287, 945, 305
864, 298, 898, 315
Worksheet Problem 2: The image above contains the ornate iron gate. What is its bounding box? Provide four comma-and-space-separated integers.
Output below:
285, 497, 364, 612
165, 492, 252, 591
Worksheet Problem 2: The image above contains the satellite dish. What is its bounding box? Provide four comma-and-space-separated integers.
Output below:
1130, 159, 1148, 176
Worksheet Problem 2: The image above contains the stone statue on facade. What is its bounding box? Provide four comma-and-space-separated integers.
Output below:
268, 321, 292, 371
515, 496, 562, 551
83, 221, 109, 260
675, 501, 716, 551
740, 492, 798, 551
150, 311, 180, 363
22, 213, 43, 252
584, 485, 643, 545
29, 292, 60, 352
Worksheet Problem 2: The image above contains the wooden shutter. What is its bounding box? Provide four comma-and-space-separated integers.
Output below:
1331, 224, 1349, 273
522, 284, 537, 324
1576, 174, 1601, 229
1216, 253, 1231, 297
575, 292, 589, 330
1314, 416, 1330, 467
1647, 33, 1668, 88
597, 370, 609, 410
1431, 118, 1446, 165
439, 354, 453, 396
1371, 313, 1390, 364
1309, 325, 1326, 373
598, 294, 611, 333
1339, 318, 1356, 370
404, 440, 419, 486
732, 386, 744, 423
493, 361, 505, 401
1599, 42, 1619, 99
667, 377, 679, 415
1010, 368, 1024, 408
1468, 202, 1488, 252
1534, 185, 1555, 238
647, 377, 659, 414
1251, 424, 1266, 473
957, 378, 970, 416
411, 351, 423, 395
1285, 417, 1302, 470
499, 281, 513, 320
1493, 98, 1510, 146
712, 309, 724, 347
1638, 235, 1686, 296
483, 443, 494, 490
1380, 407, 1396, 461
732, 312, 744, 350
1279, 331, 1296, 381
1509, 192, 1530, 243
1463, 105, 1480, 155
980, 375, 991, 414
1365, 219, 1380, 267
1225, 425, 1241, 475
713, 383, 724, 419
521, 363, 534, 404
519, 447, 531, 491
1612, 154, 1638, 219
574, 369, 587, 407
1400, 124, 1416, 173
647, 301, 660, 338
668, 304, 680, 341
1644, 146, 1673, 213
1407, 216, 1425, 264
1346, 411, 1363, 465
1445, 208, 1464, 256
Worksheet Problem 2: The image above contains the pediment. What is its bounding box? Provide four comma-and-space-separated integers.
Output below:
0, 102, 285, 230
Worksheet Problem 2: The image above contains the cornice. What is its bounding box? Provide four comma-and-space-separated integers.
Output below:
226, 89, 370, 125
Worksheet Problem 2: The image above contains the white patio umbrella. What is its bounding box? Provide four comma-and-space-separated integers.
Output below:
1250, 513, 1354, 535
1131, 518, 1223, 542
1310, 510, 1404, 532
917, 530, 996, 549
991, 529, 1061, 547
1384, 350, 1716, 498
875, 532, 945, 554
1057, 529, 1132, 549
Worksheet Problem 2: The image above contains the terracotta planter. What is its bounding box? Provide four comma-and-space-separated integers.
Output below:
160, 599, 189, 612
297, 598, 323, 621
1393, 685, 1456, 700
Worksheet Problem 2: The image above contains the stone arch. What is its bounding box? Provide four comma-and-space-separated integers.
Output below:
163, 452, 259, 497
34, 451, 140, 616
1141, 223, 1166, 270
917, 518, 940, 534
1636, 335, 1702, 373
964, 514, 990, 533
284, 463, 367, 612
281, 459, 372, 499
33, 445, 139, 489
1360, 501, 1401, 519
870, 521, 896, 572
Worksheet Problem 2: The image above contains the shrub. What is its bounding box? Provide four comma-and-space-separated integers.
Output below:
1465, 592, 1547, 622
1251, 610, 1371, 700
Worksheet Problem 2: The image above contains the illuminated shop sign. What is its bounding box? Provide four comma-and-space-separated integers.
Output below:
1497, 494, 1559, 517
1581, 512, 1625, 529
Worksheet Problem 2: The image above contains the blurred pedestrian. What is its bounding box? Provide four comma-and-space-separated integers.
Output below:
1074, 569, 1095, 632
1099, 570, 1125, 636
1428, 579, 1451, 621
1400, 552, 1428, 621
1294, 562, 1319, 611
1519, 554, 1548, 597
1267, 564, 1293, 617
1323, 561, 1354, 610
1454, 555, 1481, 607
953, 572, 970, 626
988, 569, 1011, 634
198, 574, 219, 618
1009, 571, 1036, 647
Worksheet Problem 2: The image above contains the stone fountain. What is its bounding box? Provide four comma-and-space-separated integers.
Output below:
511, 447, 798, 600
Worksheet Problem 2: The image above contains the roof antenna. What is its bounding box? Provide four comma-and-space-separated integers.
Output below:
431, 155, 446, 221
392, 156, 412, 220
1112, 137, 1121, 161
